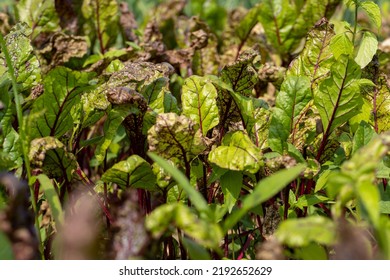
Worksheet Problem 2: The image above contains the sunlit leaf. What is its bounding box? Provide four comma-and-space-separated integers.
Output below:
314, 55, 363, 135
101, 155, 156, 190
276, 216, 336, 247
182, 75, 219, 136
269, 76, 311, 153
208, 131, 262, 173
147, 113, 207, 165
355, 31, 378, 69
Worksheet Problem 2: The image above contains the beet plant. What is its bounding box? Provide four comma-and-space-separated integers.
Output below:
0, 0, 390, 260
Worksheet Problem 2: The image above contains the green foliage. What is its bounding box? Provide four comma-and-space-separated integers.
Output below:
0, 0, 390, 260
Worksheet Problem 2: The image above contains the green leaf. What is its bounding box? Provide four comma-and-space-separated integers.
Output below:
269, 76, 311, 153
227, 89, 270, 144
288, 17, 335, 85
220, 171, 242, 213
141, 77, 169, 114
330, 33, 354, 59
259, 0, 341, 56
101, 155, 156, 190
95, 106, 131, 164
30, 67, 95, 139
355, 31, 378, 69
208, 131, 262, 173
175, 204, 223, 249
182, 236, 211, 260
29, 137, 77, 181
223, 164, 305, 232
352, 121, 375, 154
182, 76, 219, 135
314, 55, 363, 135
148, 152, 209, 216
235, 4, 261, 41
146, 203, 222, 250
17, 0, 60, 39
276, 216, 336, 247
37, 174, 64, 226
220, 49, 260, 96
379, 201, 390, 214
360, 1, 382, 29
82, 0, 119, 51
147, 113, 207, 165
328, 134, 389, 221
0, 231, 13, 260
0, 22, 41, 91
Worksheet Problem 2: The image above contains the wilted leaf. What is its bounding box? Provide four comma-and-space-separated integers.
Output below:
276, 216, 336, 247
208, 131, 262, 173
30, 67, 95, 139
148, 113, 207, 165
101, 155, 156, 190
182, 75, 219, 135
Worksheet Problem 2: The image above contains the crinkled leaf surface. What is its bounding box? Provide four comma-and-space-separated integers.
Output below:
208, 131, 262, 173
288, 18, 335, 85
276, 216, 336, 247
269, 76, 311, 153
0, 22, 41, 90
30, 67, 95, 139
220, 49, 259, 96
29, 137, 77, 181
148, 113, 206, 164
101, 155, 156, 190
17, 0, 60, 39
182, 75, 219, 135
314, 55, 363, 135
